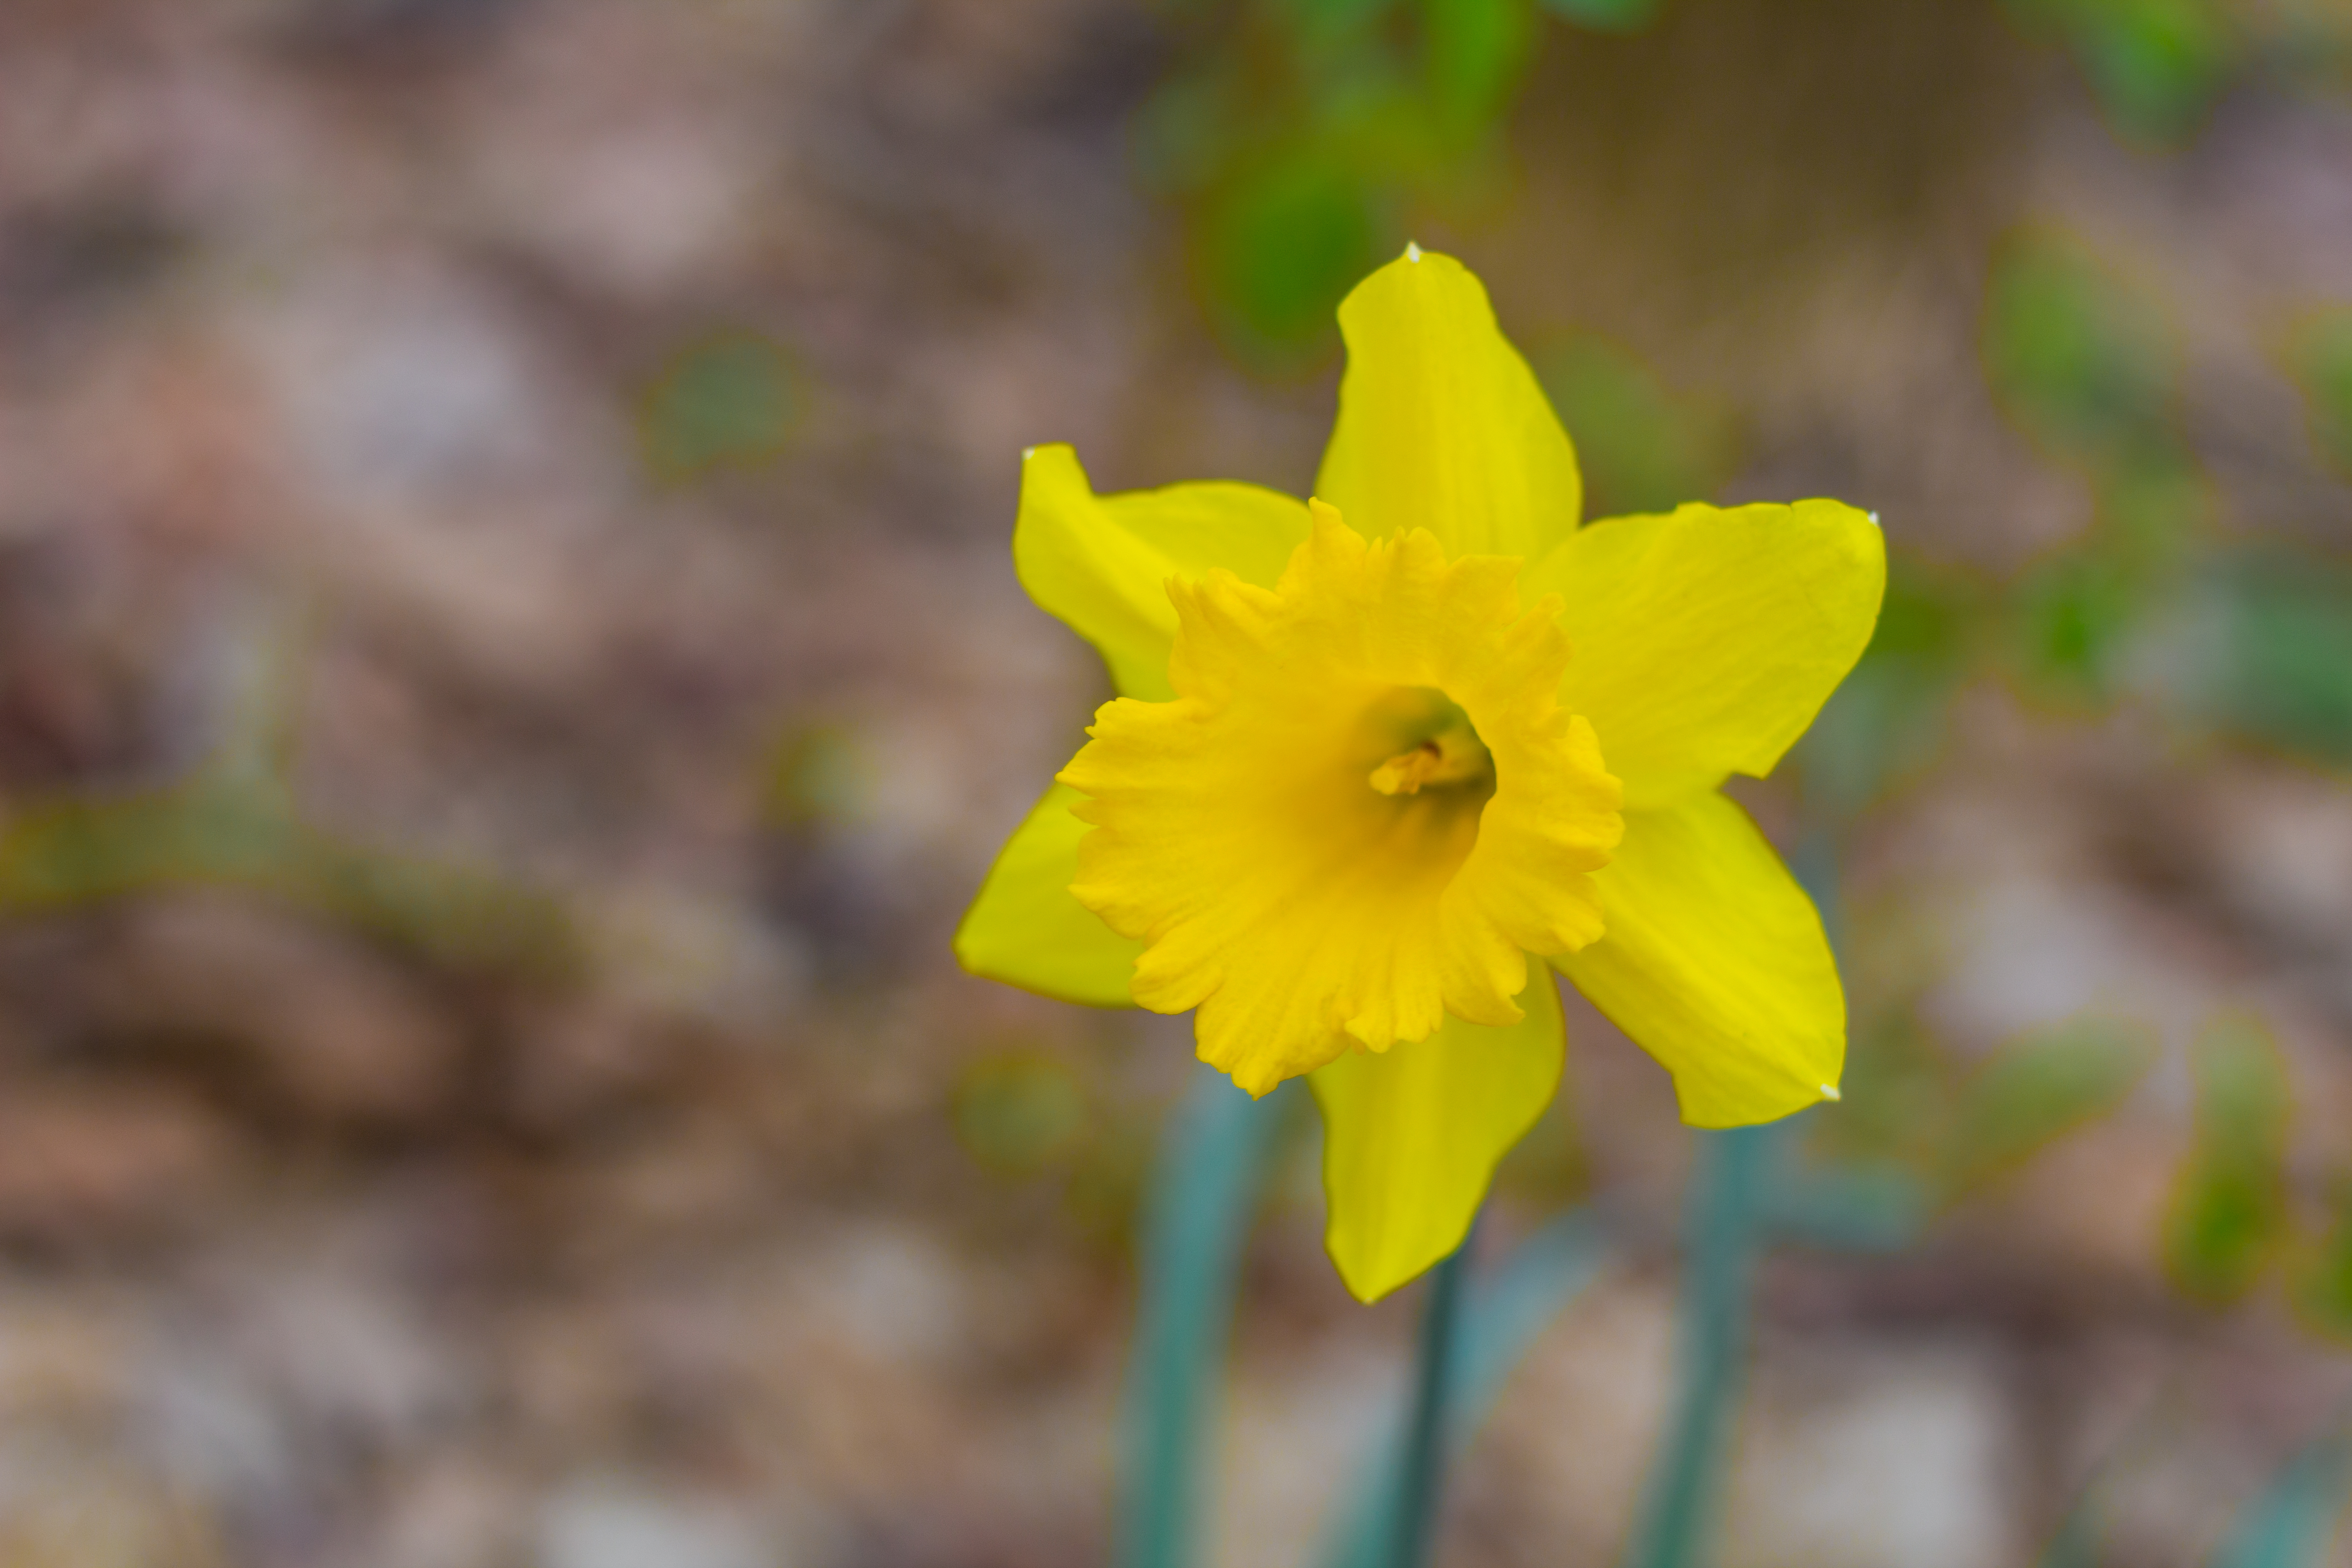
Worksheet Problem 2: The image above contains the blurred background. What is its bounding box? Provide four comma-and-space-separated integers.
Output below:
0, 0, 2350, 1564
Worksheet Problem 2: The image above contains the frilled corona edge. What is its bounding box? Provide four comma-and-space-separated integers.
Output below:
1060, 502, 1623, 1098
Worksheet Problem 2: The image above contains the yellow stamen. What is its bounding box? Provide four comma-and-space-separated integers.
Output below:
1370, 727, 1490, 795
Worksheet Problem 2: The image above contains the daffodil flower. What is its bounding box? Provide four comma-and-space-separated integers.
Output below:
957, 249, 1885, 1301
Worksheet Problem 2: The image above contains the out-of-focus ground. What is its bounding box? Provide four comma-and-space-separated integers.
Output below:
0, 1, 2350, 1565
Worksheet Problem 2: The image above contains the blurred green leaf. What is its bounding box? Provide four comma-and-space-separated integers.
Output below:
2007, 0, 2237, 144
640, 331, 801, 485
2012, 552, 2142, 701
1133, 71, 1243, 193
2210, 1426, 2352, 1568
1936, 1020, 2155, 1199
0, 773, 575, 976
1152, 0, 1536, 359
2298, 1173, 2352, 1338
1800, 555, 1979, 811
1536, 0, 1662, 33
1422, 0, 1536, 142
1985, 229, 2210, 708
1870, 554, 1979, 669
952, 1052, 1091, 1177
1196, 151, 1386, 352
2164, 1018, 2292, 1307
1760, 1161, 1930, 1254
762, 723, 873, 829
1984, 230, 2177, 475
2208, 554, 2352, 763
1816, 1014, 1952, 1171
1284, 0, 1401, 21
1278, 0, 1403, 41
2038, 1490, 2106, 1568
2288, 307, 2352, 480
1538, 333, 1741, 519
2100, 451, 2209, 574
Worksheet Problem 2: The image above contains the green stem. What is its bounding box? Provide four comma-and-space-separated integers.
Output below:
1387, 1226, 1475, 1568
1120, 1066, 1288, 1568
1625, 1123, 1776, 1568
1319, 1211, 1611, 1568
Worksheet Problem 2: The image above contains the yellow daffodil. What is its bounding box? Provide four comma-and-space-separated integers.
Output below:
956, 248, 1885, 1301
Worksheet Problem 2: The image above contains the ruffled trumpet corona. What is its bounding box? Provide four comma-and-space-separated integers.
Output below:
956, 248, 1885, 1301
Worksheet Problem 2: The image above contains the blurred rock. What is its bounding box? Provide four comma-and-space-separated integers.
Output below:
0, 1291, 132, 1426
2199, 767, 2352, 965
81, 892, 465, 1126
0, 1078, 231, 1242
1471, 1274, 1677, 1563
248, 261, 572, 515
372, 1453, 528, 1568
233, 1266, 466, 1443
1213, 1335, 1398, 1568
799, 1224, 965, 1369
1723, 1339, 2018, 1568
536, 1478, 776, 1568
0, 1453, 226, 1568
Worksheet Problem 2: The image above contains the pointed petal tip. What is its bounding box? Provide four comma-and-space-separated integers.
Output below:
1404, 240, 1422, 262
1819, 1082, 1842, 1101
1328, 1239, 1438, 1304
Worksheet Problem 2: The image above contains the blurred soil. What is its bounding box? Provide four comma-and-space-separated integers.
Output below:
0, 2, 2348, 1566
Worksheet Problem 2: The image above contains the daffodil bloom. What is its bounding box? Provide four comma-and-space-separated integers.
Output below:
957, 249, 1884, 1301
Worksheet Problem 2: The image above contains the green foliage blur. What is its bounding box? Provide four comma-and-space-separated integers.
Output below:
639, 331, 803, 484
1535, 334, 1740, 519
1982, 227, 2204, 702
953, 1051, 1092, 1176
1154, 0, 2352, 358
0, 615, 574, 979
1819, 1009, 2155, 1209
761, 722, 875, 831
0, 776, 575, 979
2296, 1178, 2352, 1337
1139, 0, 1539, 356
2291, 308, 2352, 481
2001, 0, 2238, 143
1112, 0, 2352, 1374
1936, 1022, 2158, 1199
2163, 1018, 2293, 1306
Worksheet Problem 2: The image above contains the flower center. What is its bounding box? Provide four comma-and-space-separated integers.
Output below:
1058, 502, 1623, 1095
1363, 688, 1494, 798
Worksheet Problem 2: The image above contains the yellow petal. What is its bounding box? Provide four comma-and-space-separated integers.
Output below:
953, 781, 1142, 1007
1315, 249, 1582, 560
1312, 974, 1564, 1302
1015, 445, 1313, 702
1061, 505, 1620, 1096
1554, 792, 1842, 1127
1524, 500, 1885, 808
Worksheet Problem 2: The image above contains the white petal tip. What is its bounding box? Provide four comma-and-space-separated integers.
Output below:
1866, 511, 1880, 526
1404, 241, 1422, 262
1022, 446, 1036, 460
1819, 1083, 1842, 1101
